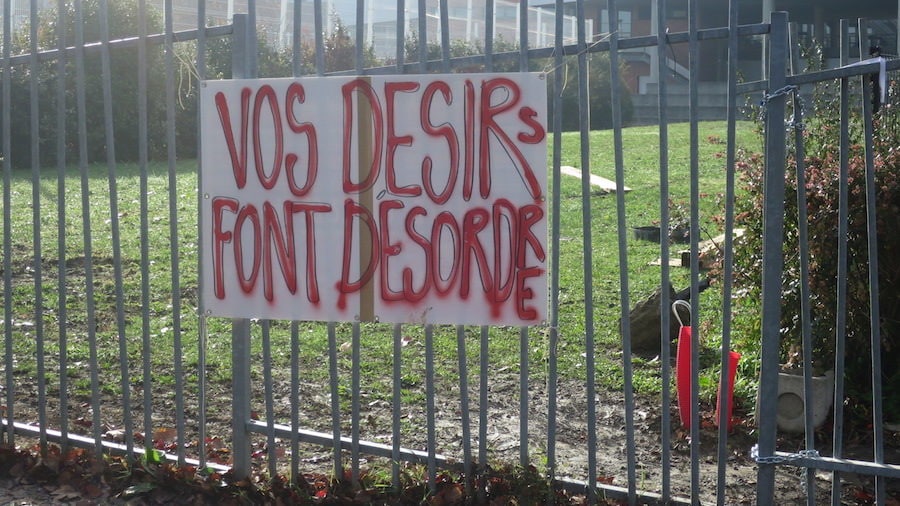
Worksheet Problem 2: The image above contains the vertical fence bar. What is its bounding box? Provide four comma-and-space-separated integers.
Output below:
230, 12, 253, 479
786, 24, 817, 505
439, 0, 450, 72
425, 324, 437, 492
54, 0, 70, 453
607, 0, 637, 502
2, 0, 13, 449
383, 0, 432, 483
262, 320, 277, 478
547, 1, 564, 502
327, 322, 342, 477
456, 325, 473, 497
686, 0, 701, 500
290, 321, 300, 483
351, 322, 361, 484
860, 62, 887, 506
476, 332, 487, 501
247, 0, 257, 78
163, 0, 186, 466
716, 1, 739, 503
355, 0, 364, 72
73, 0, 103, 457
288, 3, 302, 483
28, 0, 48, 456
392, 2, 405, 494
484, 0, 494, 71
198, 313, 208, 468
137, 0, 153, 459
480, 0, 494, 473
787, 22, 801, 80
314, 0, 324, 75
518, 0, 528, 70
756, 11, 789, 505
391, 323, 402, 491
196, 0, 208, 471
655, 0, 672, 500
417, 0, 433, 490
830, 19, 851, 505
574, 0, 597, 500
395, 0, 405, 69
292, 0, 302, 77
519, 326, 529, 467
232, 318, 252, 477
518, 0, 531, 472
98, 0, 135, 460
417, 0, 427, 72
793, 92, 816, 506
478, 325, 488, 467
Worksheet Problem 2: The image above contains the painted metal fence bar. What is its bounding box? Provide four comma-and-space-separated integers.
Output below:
654, 1, 672, 502
832, 20, 852, 505
27, 0, 46, 456
686, 1, 702, 502
0, 0, 11, 453
716, 1, 740, 505
859, 43, 886, 506
573, 0, 598, 502
547, 2, 564, 503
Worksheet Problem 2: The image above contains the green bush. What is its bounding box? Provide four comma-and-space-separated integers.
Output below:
3, 0, 167, 168
731, 69, 900, 419
552, 52, 634, 131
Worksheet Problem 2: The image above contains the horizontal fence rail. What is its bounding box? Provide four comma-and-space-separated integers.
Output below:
1, 1, 899, 504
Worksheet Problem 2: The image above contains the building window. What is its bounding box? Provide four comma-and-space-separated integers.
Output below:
667, 2, 688, 20
796, 23, 814, 50
637, 3, 651, 21
497, 5, 518, 20
600, 10, 631, 38
847, 26, 859, 55
450, 7, 468, 19
822, 23, 832, 50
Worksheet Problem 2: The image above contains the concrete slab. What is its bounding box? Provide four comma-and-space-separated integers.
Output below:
559, 165, 631, 193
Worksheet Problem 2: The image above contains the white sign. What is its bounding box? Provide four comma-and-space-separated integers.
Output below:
200, 74, 548, 325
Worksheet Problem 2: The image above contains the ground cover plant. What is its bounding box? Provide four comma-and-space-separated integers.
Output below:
0, 444, 608, 505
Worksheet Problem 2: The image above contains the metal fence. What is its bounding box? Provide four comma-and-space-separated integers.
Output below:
751, 16, 900, 506
3, 0, 900, 504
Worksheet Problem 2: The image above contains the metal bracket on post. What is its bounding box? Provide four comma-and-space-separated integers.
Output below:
229, 12, 256, 480
756, 11, 789, 506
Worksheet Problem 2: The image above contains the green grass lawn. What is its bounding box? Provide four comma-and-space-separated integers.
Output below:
552, 120, 762, 403
0, 120, 763, 435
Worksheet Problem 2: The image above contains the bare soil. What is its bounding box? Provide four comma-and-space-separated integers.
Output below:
7, 367, 900, 504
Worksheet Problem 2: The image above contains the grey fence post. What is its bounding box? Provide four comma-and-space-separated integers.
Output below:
756, 11, 789, 506
231, 318, 252, 478
229, 13, 255, 479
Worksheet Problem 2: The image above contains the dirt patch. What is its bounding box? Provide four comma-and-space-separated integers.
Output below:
5, 368, 898, 504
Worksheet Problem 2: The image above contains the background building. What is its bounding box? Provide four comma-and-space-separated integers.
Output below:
3, 0, 896, 123
157, 0, 589, 60
535, 0, 899, 122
